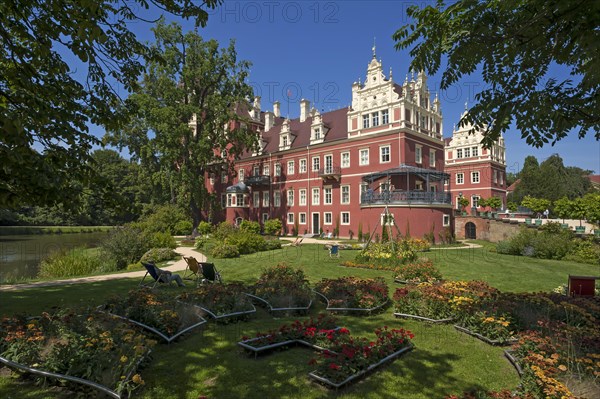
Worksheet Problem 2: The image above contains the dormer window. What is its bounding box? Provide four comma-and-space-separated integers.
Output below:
279, 118, 294, 150
283, 136, 288, 147
314, 128, 321, 140
310, 113, 327, 144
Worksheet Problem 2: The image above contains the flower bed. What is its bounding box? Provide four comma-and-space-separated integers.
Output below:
104, 288, 207, 343
177, 283, 255, 321
308, 326, 414, 389
238, 317, 414, 389
238, 314, 338, 355
314, 277, 388, 313
393, 258, 442, 284
250, 263, 313, 311
0, 309, 153, 398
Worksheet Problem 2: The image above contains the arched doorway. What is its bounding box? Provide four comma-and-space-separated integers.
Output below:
465, 222, 477, 239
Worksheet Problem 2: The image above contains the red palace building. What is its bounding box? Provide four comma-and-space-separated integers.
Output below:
205, 53, 506, 239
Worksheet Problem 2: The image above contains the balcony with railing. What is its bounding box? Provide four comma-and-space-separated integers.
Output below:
318, 165, 341, 181
361, 190, 451, 206
245, 175, 271, 186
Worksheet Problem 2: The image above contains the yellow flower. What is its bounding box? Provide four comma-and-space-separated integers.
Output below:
120, 355, 128, 363
132, 374, 145, 385
558, 364, 567, 372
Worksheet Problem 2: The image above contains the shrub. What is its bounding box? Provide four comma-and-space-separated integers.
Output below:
211, 243, 239, 258
264, 239, 282, 251
194, 236, 209, 250
564, 237, 600, 264
140, 248, 178, 263
239, 220, 261, 234
173, 220, 193, 236
101, 226, 147, 270
144, 231, 177, 249
197, 221, 213, 235
225, 231, 266, 254
132, 204, 188, 235
394, 259, 442, 283
263, 219, 282, 236
38, 248, 107, 278
213, 221, 236, 240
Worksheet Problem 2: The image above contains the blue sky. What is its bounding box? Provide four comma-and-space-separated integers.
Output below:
107, 0, 599, 174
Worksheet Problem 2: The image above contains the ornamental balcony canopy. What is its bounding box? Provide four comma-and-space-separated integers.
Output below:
245, 175, 271, 186
225, 182, 249, 193
361, 164, 451, 205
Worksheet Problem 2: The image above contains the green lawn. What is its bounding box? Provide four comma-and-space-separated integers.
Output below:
0, 243, 598, 398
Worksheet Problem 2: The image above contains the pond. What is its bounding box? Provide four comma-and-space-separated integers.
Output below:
0, 232, 110, 283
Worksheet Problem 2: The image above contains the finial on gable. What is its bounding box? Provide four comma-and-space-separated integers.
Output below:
372, 37, 376, 58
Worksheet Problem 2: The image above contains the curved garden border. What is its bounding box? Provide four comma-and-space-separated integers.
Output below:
308, 344, 414, 389
504, 350, 523, 377
244, 293, 312, 313
393, 312, 454, 324
196, 303, 256, 321
106, 312, 207, 344
453, 325, 518, 346
0, 350, 150, 399
313, 290, 388, 314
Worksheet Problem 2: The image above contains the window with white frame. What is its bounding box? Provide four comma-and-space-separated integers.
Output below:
299, 213, 306, 224
324, 212, 332, 225
472, 195, 480, 208
471, 171, 480, 184
274, 191, 281, 207
312, 187, 320, 205
341, 152, 350, 168
415, 180, 424, 190
493, 170, 498, 184
415, 145, 422, 164
238, 168, 245, 182
253, 192, 260, 207
381, 109, 389, 124
372, 112, 379, 126
253, 165, 260, 176
499, 171, 504, 186
299, 159, 307, 173
341, 185, 350, 204
464, 147, 471, 158
274, 163, 281, 176
362, 114, 370, 129
262, 213, 268, 223
359, 183, 368, 204
456, 148, 463, 158
263, 164, 270, 176
287, 189, 294, 206
287, 161, 295, 175
324, 187, 332, 205
299, 189, 307, 205
380, 145, 390, 163
359, 149, 369, 165
472, 146, 479, 157
262, 191, 269, 207
312, 156, 320, 172
456, 173, 464, 184
341, 212, 350, 225
287, 213, 294, 224
314, 127, 321, 140
443, 214, 450, 226
226, 194, 233, 207
429, 149, 436, 167
236, 194, 245, 207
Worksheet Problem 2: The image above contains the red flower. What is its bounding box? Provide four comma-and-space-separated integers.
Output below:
329, 362, 341, 370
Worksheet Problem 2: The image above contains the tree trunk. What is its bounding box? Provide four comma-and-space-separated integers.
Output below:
190, 198, 201, 229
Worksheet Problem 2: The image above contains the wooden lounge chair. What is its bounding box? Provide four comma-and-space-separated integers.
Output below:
183, 256, 202, 285
199, 262, 222, 284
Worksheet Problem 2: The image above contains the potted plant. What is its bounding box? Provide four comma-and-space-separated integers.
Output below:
458, 196, 470, 216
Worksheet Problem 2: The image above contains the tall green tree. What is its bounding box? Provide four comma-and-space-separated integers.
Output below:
106, 21, 256, 228
394, 0, 600, 148
0, 0, 221, 208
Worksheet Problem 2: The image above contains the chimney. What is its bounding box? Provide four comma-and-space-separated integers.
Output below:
253, 96, 261, 111
264, 111, 274, 132
300, 99, 310, 122
273, 101, 280, 117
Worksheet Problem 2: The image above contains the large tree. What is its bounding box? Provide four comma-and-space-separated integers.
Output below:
394, 0, 600, 148
106, 21, 256, 228
0, 0, 221, 208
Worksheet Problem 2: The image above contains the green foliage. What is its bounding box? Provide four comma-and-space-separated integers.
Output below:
357, 222, 363, 242
197, 221, 213, 235
521, 195, 551, 214
239, 220, 261, 234
140, 248, 178, 264
263, 219, 282, 236
144, 231, 177, 250
210, 243, 240, 259
173, 220, 193, 236
0, 0, 218, 208
38, 248, 108, 278
394, 2, 599, 148
564, 237, 600, 264
213, 221, 236, 240
105, 20, 256, 228
132, 204, 188, 235
263, 239, 282, 251
458, 196, 469, 210
101, 226, 147, 270
553, 197, 572, 221
225, 231, 267, 255
194, 237, 209, 250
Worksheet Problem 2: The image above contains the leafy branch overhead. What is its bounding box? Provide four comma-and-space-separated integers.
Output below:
0, 0, 221, 208
105, 20, 257, 227
394, 0, 600, 148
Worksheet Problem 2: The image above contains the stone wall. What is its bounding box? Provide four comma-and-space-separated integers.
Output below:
455, 216, 523, 242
